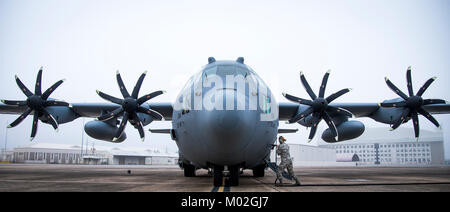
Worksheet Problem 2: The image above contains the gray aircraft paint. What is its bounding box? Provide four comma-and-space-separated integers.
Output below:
172, 60, 278, 168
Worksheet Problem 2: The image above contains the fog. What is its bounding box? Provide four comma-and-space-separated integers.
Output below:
0, 0, 449, 158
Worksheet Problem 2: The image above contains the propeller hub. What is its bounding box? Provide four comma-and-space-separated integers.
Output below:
312, 98, 328, 112
26, 95, 44, 110
406, 95, 424, 109
122, 97, 138, 112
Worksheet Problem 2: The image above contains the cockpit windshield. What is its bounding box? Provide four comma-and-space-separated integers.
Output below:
201, 65, 262, 85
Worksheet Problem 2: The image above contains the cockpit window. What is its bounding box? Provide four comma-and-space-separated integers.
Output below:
203, 66, 217, 78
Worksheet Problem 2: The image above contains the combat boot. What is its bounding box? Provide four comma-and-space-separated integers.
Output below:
294, 177, 301, 186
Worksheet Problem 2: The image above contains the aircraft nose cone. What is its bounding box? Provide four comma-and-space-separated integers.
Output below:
199, 92, 258, 160
215, 110, 241, 131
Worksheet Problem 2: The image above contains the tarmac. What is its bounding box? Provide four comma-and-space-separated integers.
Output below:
0, 164, 449, 192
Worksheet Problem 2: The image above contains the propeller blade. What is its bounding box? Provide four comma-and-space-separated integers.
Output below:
391, 108, 410, 130
299, 72, 317, 100
43, 101, 70, 107
116, 71, 131, 98
15, 75, 33, 97
411, 111, 420, 139
42, 79, 65, 100
385, 77, 409, 100
323, 112, 338, 140
318, 70, 330, 98
8, 108, 32, 128
137, 90, 166, 105
42, 109, 59, 131
137, 106, 164, 121
416, 77, 436, 97
30, 113, 39, 141
417, 108, 440, 128
96, 107, 124, 122
423, 99, 447, 105
113, 112, 129, 142
132, 71, 147, 99
307, 122, 319, 143
326, 106, 353, 118
96, 90, 123, 105
1, 100, 27, 106
406, 66, 414, 97
380, 101, 407, 108
325, 88, 351, 103
286, 107, 314, 124
35, 68, 43, 96
132, 112, 145, 142
282, 93, 313, 106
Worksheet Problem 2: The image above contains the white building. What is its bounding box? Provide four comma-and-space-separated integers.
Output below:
319, 127, 445, 165
10, 143, 178, 165
270, 143, 337, 166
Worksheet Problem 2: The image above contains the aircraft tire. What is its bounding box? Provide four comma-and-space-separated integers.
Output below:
183, 163, 196, 177
229, 165, 240, 186
252, 164, 265, 177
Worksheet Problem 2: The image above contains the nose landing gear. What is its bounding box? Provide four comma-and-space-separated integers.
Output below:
212, 165, 241, 187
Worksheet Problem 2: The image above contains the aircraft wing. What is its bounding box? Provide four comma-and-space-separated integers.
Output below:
278, 102, 450, 121
70, 102, 173, 120
0, 102, 173, 120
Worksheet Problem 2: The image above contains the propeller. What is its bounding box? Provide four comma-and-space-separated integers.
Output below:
1, 67, 69, 141
95, 71, 166, 142
283, 70, 353, 142
380, 66, 447, 140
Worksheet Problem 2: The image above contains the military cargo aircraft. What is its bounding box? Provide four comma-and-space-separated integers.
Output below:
1, 57, 449, 186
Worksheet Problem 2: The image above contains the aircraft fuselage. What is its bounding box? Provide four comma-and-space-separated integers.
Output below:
171, 60, 279, 169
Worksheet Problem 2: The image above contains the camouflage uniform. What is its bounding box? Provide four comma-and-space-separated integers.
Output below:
276, 143, 300, 185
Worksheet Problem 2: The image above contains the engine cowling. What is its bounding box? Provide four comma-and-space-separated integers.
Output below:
84, 120, 127, 143
321, 120, 365, 143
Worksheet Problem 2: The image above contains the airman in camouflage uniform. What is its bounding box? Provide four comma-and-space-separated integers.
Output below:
275, 136, 301, 186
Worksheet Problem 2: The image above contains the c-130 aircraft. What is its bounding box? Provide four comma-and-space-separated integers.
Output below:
1, 57, 449, 187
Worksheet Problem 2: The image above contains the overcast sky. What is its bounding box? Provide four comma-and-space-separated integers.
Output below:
1, 0, 449, 158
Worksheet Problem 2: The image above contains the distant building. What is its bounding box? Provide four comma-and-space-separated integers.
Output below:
319, 128, 445, 165
271, 143, 337, 166
10, 143, 178, 165
0, 150, 13, 163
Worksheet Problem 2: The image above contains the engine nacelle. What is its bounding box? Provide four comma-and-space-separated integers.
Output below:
43, 106, 79, 124
84, 120, 127, 143
321, 120, 365, 143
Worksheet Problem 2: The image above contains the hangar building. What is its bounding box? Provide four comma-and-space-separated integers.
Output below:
10, 143, 178, 165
